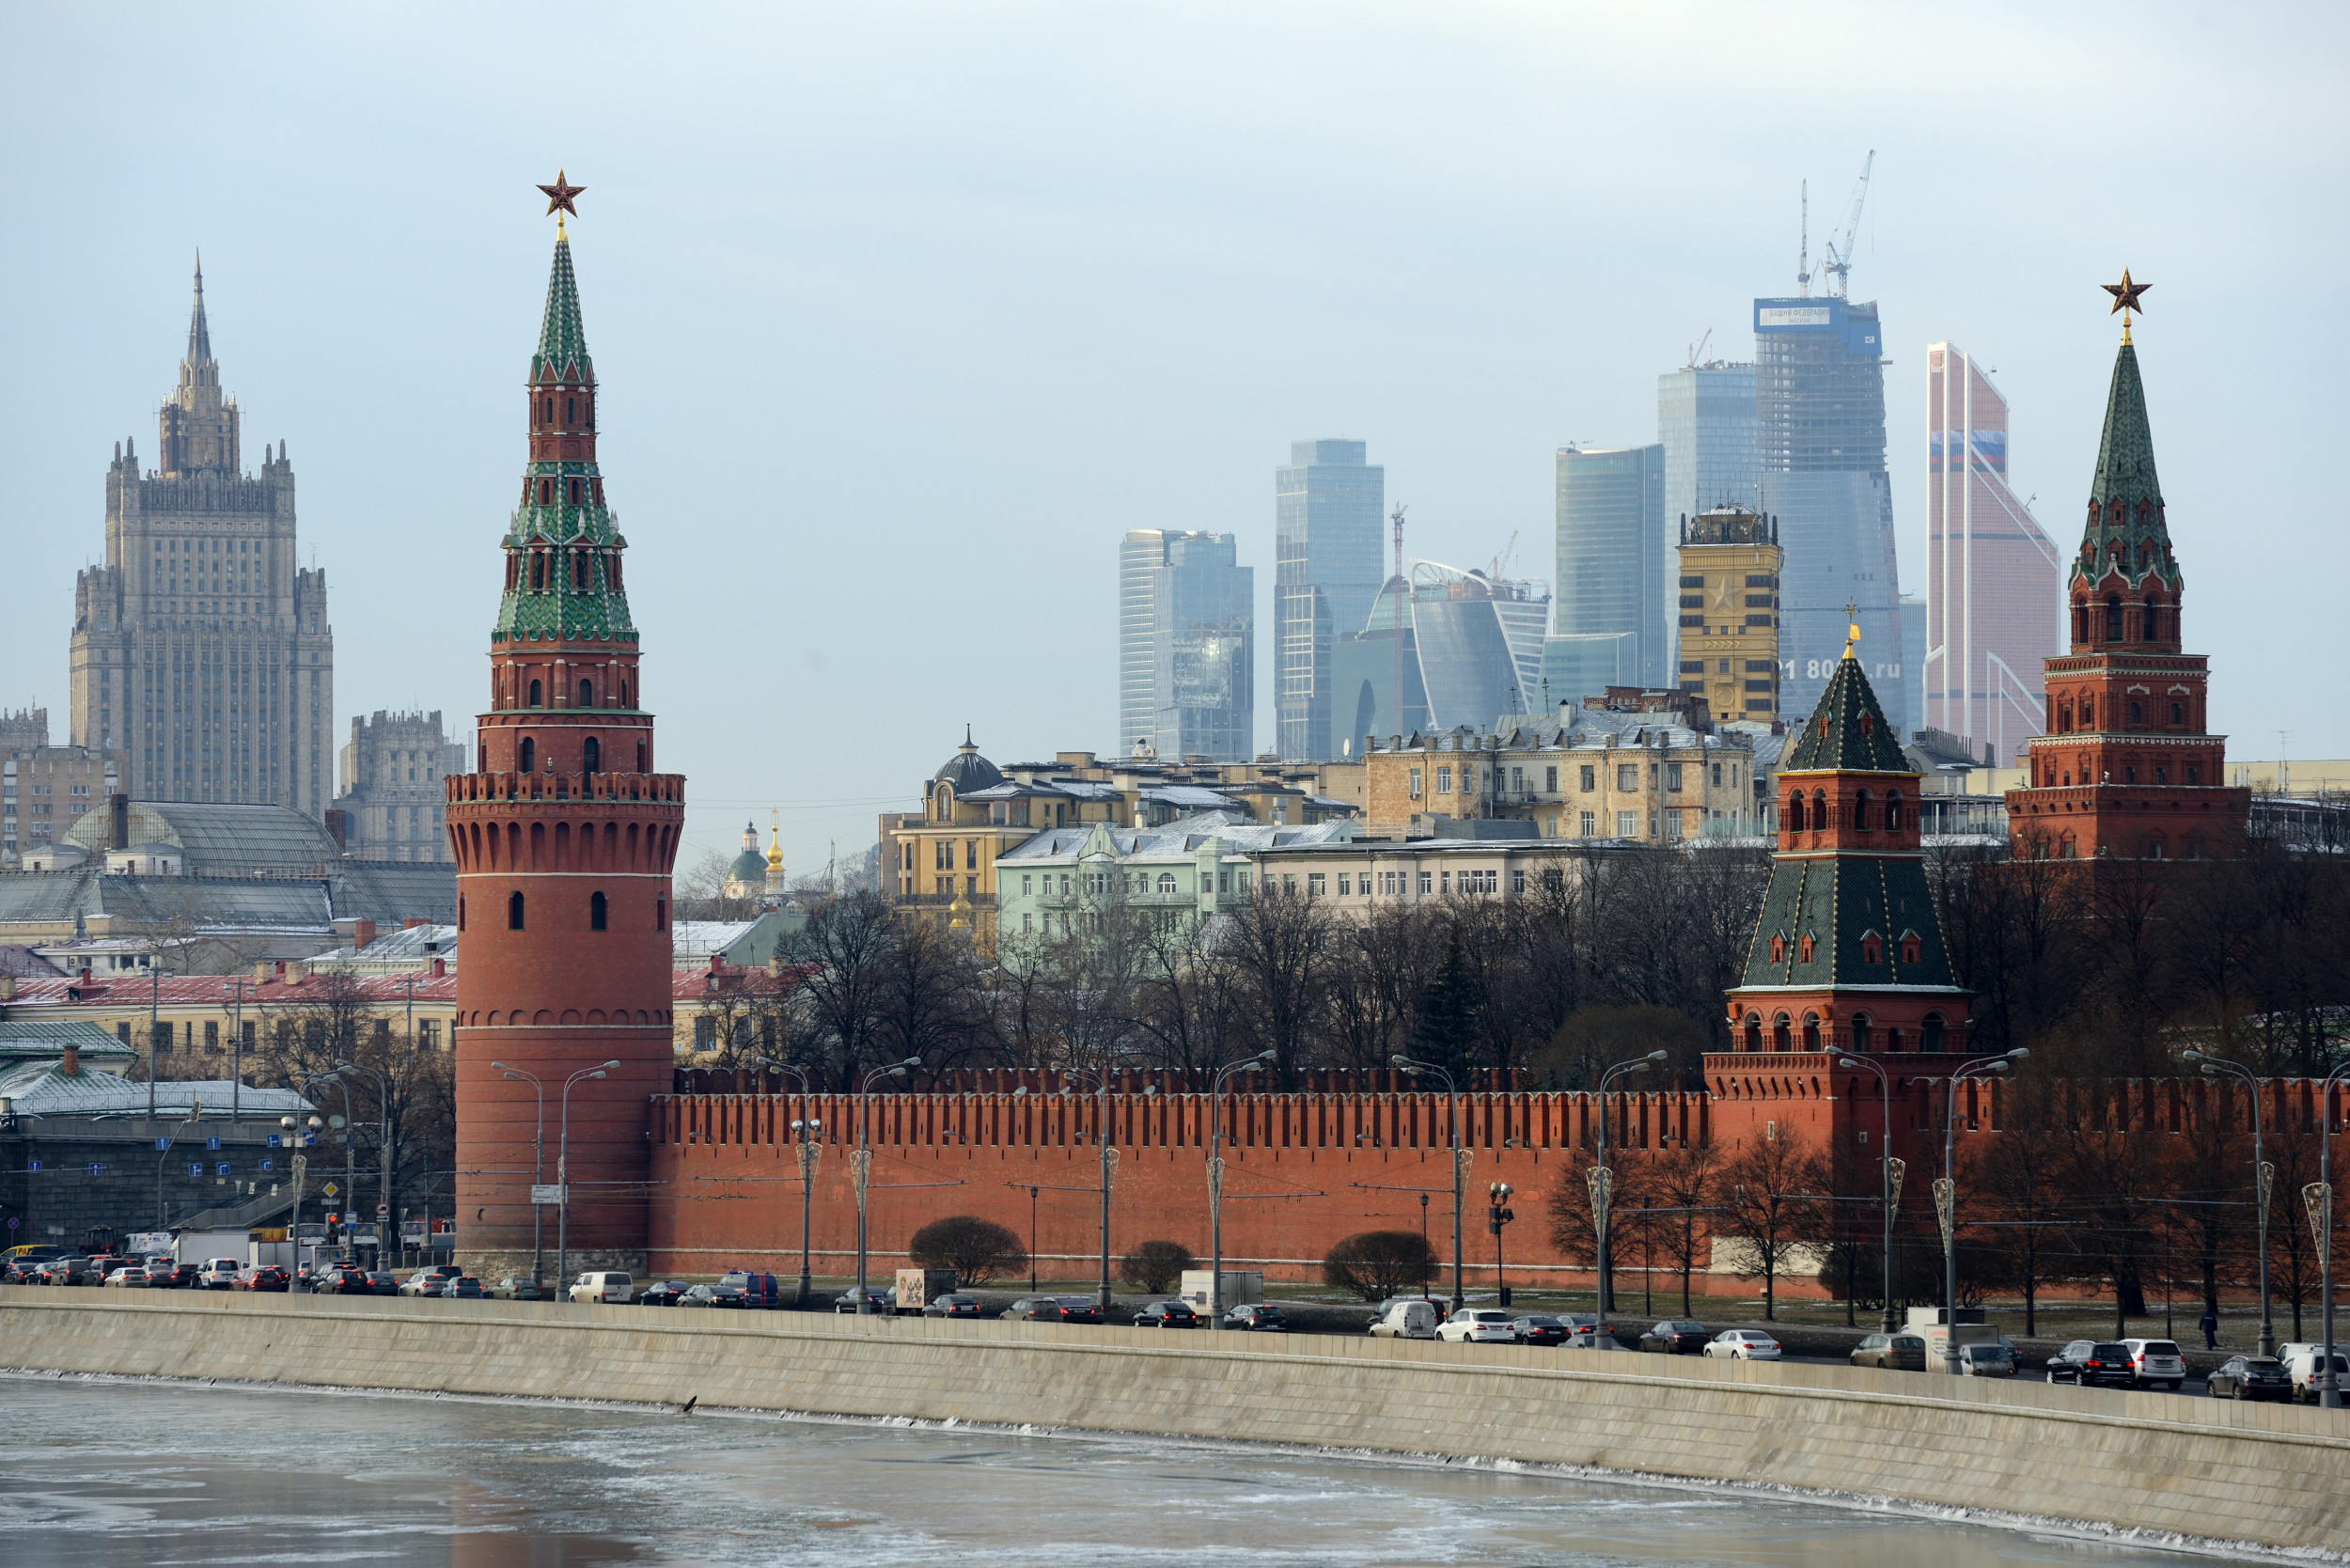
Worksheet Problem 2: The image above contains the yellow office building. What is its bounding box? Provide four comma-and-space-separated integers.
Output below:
1676, 506, 1782, 725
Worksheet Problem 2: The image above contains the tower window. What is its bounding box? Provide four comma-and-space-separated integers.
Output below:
539, 478, 553, 506
655, 897, 666, 932
583, 735, 600, 772
527, 681, 542, 710
635, 739, 646, 772
569, 478, 582, 507
580, 678, 594, 709
519, 736, 535, 773
508, 891, 525, 930
2170, 702, 2183, 725
1884, 792, 1904, 831
2105, 597, 2123, 641
589, 890, 608, 931
566, 397, 575, 425
531, 554, 546, 589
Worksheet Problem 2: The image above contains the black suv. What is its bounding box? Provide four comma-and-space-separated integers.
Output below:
2046, 1340, 2136, 1388
1224, 1303, 1289, 1331
1639, 1320, 1711, 1355
718, 1270, 779, 1308
1133, 1301, 1198, 1328
2207, 1355, 2291, 1402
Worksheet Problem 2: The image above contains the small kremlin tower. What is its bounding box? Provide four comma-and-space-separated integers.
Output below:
447, 176, 684, 1277
2003, 275, 2249, 860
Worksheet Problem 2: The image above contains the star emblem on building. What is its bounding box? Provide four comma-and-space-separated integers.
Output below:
537, 169, 586, 218
2102, 268, 2150, 318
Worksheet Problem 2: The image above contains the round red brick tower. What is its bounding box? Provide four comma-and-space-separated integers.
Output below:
446, 215, 682, 1278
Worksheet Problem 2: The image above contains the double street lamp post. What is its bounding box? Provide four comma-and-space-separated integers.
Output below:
2183, 1051, 2277, 1358
1591, 1051, 1666, 1324
556, 1061, 620, 1299
752, 1058, 821, 1308
2313, 1063, 2350, 1409
1918, 1049, 2029, 1373
1207, 1050, 1277, 1331
335, 1059, 393, 1266
855, 1058, 923, 1313
1391, 1056, 1465, 1313
492, 1062, 547, 1285
1834, 1051, 1903, 1334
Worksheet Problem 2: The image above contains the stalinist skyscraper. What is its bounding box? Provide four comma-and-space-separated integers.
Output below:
70, 261, 335, 813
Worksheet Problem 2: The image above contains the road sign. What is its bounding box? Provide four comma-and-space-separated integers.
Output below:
266, 1134, 281, 1148
206, 1137, 220, 1151
530, 1184, 565, 1205
322, 1182, 338, 1198
154, 1137, 169, 1151
188, 1164, 203, 1177
376, 1203, 390, 1219
26, 1160, 39, 1173
7, 1217, 17, 1231
216, 1163, 231, 1176
258, 1158, 274, 1173
87, 1163, 102, 1176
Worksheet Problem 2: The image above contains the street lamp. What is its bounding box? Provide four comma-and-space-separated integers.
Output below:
855, 1058, 923, 1313
1592, 1051, 1667, 1323
1917, 1048, 2028, 1372
492, 1062, 546, 1286
1207, 1049, 1277, 1331
336, 1060, 394, 1264
2311, 1061, 2350, 1409
753, 1057, 820, 1308
1391, 1055, 1465, 1312
1056, 1062, 1157, 1313
1835, 1052, 1903, 1334
1488, 1181, 1516, 1308
556, 1060, 621, 1300
280, 1110, 321, 1291
2183, 1051, 2276, 1358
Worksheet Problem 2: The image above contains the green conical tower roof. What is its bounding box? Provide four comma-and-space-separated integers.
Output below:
532, 234, 591, 384
1780, 648, 1908, 773
2072, 338, 2179, 593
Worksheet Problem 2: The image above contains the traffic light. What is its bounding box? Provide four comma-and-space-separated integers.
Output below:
1486, 1181, 1515, 1236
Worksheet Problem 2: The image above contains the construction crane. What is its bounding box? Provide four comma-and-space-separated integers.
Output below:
1795, 179, 1810, 297
1684, 328, 1714, 370
1821, 150, 1875, 299
1390, 503, 1407, 584
1490, 531, 1519, 582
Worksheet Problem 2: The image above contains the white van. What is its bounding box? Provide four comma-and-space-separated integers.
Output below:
570, 1270, 634, 1304
1369, 1299, 1439, 1340
2278, 1343, 2350, 1403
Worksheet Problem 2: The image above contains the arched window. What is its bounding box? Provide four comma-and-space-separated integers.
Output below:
1921, 1013, 1946, 1052
1797, 933, 1815, 964
569, 478, 582, 509
518, 737, 535, 774
531, 553, 546, 589
478, 742, 489, 771
1769, 933, 1786, 964
1157, 872, 1177, 894
508, 891, 525, 931
583, 735, 600, 773
1772, 1015, 1791, 1053
1801, 1012, 1821, 1052
1811, 790, 1827, 828
1852, 789, 1872, 829
1849, 1014, 1871, 1054
538, 478, 553, 506
2074, 603, 2088, 644
634, 740, 646, 773
1900, 932, 1921, 965
1744, 1015, 1763, 1052
458, 896, 465, 932
590, 890, 608, 931
1786, 793, 1806, 832
579, 678, 594, 709
2145, 603, 2162, 642
1886, 1027, 1904, 1052
2105, 596, 2123, 641
1884, 792, 1904, 831
2081, 696, 2094, 728
619, 681, 631, 708
572, 549, 586, 586
654, 897, 666, 932
528, 680, 543, 709
565, 397, 575, 425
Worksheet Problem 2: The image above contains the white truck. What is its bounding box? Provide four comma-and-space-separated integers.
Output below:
1906, 1306, 2002, 1369
894, 1267, 958, 1313
1179, 1269, 1263, 1318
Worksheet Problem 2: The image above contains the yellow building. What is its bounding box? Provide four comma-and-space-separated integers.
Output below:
1675, 505, 1783, 726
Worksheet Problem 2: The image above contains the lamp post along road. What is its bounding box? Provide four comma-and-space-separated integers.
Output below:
494, 1063, 546, 1285
556, 1061, 619, 1298
1836, 1052, 1902, 1334
1392, 1057, 1465, 1311
1208, 1050, 1277, 1330
753, 1058, 820, 1308
2312, 1064, 2350, 1409
856, 1058, 921, 1312
2184, 1052, 2276, 1357
335, 1061, 393, 1265
1920, 1050, 2027, 1372
1593, 1051, 1667, 1323
1488, 1181, 1515, 1308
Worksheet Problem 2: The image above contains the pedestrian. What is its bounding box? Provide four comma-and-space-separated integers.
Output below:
2199, 1304, 2218, 1351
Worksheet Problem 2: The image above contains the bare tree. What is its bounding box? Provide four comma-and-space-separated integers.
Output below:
1218, 883, 1330, 1087
1713, 1121, 1827, 1321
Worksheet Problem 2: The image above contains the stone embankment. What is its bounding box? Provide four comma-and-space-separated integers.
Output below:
3, 1288, 2343, 1555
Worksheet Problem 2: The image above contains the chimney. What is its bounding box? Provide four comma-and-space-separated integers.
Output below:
322, 809, 348, 852
352, 918, 377, 952
274, 960, 288, 981
286, 961, 306, 985
431, 957, 446, 978
402, 917, 426, 930
0, 974, 13, 1002
109, 792, 130, 851
254, 961, 271, 984
80, 965, 92, 985
60, 1043, 79, 1077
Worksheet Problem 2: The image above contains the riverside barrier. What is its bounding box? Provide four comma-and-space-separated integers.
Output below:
3, 1288, 2345, 1554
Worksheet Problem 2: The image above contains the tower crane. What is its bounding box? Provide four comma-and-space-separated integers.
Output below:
1684, 328, 1714, 370
1821, 150, 1876, 299
1795, 180, 1810, 297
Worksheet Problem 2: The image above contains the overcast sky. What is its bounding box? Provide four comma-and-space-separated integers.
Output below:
3, 3, 2342, 876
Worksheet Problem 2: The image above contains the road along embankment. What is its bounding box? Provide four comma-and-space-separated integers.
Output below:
3, 1288, 2343, 1555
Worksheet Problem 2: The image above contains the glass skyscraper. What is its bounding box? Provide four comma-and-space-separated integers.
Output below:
1119, 529, 1254, 761
1657, 362, 1758, 672
1752, 295, 1906, 734
1544, 443, 1665, 706
1275, 440, 1384, 760
1335, 561, 1547, 744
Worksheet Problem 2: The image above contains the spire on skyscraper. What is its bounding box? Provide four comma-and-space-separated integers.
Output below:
186, 252, 212, 367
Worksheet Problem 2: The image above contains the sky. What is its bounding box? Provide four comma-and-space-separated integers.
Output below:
3, 2, 2343, 877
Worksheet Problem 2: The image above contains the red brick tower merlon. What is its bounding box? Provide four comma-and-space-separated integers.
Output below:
2003, 308, 2249, 860
446, 199, 683, 1277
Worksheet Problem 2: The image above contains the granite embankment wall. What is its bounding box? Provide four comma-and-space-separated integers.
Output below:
5, 1290, 2347, 1554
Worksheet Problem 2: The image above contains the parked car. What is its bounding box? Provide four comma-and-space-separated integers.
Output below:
1639, 1320, 1712, 1355
638, 1281, 693, 1308
999, 1295, 1101, 1324
1511, 1315, 1569, 1347
1957, 1343, 2018, 1379
718, 1270, 779, 1308
1437, 1309, 1520, 1344
488, 1277, 548, 1301
241, 1266, 290, 1293
682, 1283, 748, 1309
399, 1266, 462, 1297
1851, 1332, 1929, 1372
364, 1272, 400, 1296
200, 1259, 243, 1290
3, 1258, 45, 1284
2278, 1344, 2350, 1403
1224, 1303, 1289, 1332
2118, 1338, 2187, 1391
321, 1266, 375, 1296
2207, 1355, 2292, 1402
1702, 1330, 1781, 1361
435, 1277, 486, 1300
923, 1293, 984, 1319
1368, 1299, 1440, 1340
101, 1265, 150, 1288
1052, 1296, 1104, 1325
569, 1271, 634, 1305
835, 1286, 895, 1314
1564, 1325, 1634, 1351
141, 1259, 184, 1288
2044, 1341, 2135, 1388
36, 1258, 90, 1286
1132, 1301, 1199, 1328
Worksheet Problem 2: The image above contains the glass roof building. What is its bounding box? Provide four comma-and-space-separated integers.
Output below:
1119, 529, 1254, 762
1334, 561, 1547, 745
1276, 440, 1385, 761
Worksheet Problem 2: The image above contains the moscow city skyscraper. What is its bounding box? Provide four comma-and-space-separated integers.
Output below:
1657, 360, 1758, 673
1544, 442, 1666, 706
1926, 341, 2061, 763
1119, 529, 1254, 761
1275, 439, 1384, 760
1751, 294, 1905, 735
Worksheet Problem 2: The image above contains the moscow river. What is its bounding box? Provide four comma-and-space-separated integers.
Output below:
0, 1375, 2263, 1566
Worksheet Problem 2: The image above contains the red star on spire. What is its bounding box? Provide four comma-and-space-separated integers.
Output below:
537, 169, 586, 218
